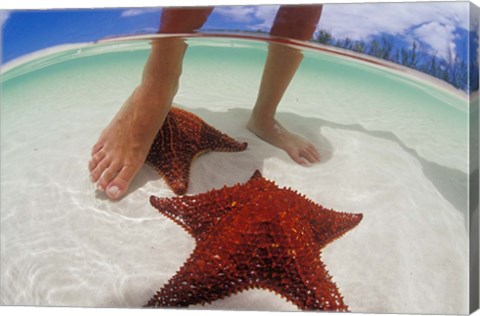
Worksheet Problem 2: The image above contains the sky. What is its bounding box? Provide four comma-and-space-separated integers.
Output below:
0, 2, 477, 64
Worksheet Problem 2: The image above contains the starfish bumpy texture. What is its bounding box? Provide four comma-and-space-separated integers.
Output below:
145, 107, 247, 195
146, 170, 362, 311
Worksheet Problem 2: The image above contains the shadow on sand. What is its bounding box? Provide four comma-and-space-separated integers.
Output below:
118, 106, 467, 226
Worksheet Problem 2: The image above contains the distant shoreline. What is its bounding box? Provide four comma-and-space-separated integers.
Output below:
1, 32, 468, 102
1, 42, 91, 74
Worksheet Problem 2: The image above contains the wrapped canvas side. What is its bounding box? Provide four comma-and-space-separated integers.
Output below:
471, 1, 480, 314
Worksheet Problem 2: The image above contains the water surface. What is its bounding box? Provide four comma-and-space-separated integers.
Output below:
0, 36, 469, 314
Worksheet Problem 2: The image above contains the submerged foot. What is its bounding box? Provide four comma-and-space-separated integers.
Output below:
247, 115, 321, 166
89, 85, 170, 199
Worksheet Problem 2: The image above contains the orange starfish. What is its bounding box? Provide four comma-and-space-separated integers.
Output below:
146, 170, 362, 311
145, 107, 247, 195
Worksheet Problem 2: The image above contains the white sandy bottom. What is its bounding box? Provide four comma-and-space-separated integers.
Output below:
0, 50, 468, 314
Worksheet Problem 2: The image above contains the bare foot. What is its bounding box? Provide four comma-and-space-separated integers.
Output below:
89, 85, 170, 199
247, 115, 321, 166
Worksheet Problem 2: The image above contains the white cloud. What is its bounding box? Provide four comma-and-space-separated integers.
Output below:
1, 10, 11, 28
320, 2, 468, 40
214, 5, 278, 31
213, 3, 470, 61
121, 8, 160, 17
214, 6, 257, 23
249, 5, 278, 30
413, 21, 456, 60
318, 2, 469, 61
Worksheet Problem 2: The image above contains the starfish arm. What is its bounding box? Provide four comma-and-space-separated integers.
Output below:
306, 201, 363, 248
158, 160, 191, 196
145, 111, 196, 195
255, 200, 350, 311
146, 157, 192, 196
145, 108, 247, 195
257, 257, 348, 311
299, 256, 349, 311
150, 185, 244, 240
199, 123, 247, 152
145, 244, 250, 308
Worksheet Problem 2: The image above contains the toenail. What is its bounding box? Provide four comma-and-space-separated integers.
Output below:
96, 183, 105, 192
107, 186, 121, 198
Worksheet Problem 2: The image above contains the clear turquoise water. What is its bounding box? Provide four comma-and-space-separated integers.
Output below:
3, 37, 467, 168
0, 37, 469, 313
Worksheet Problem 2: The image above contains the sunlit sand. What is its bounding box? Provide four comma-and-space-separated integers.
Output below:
0, 36, 469, 314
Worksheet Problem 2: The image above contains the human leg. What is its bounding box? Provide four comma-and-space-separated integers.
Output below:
247, 5, 323, 165
89, 7, 212, 199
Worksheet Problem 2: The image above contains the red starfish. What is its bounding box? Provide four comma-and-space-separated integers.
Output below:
146, 170, 362, 311
145, 107, 247, 195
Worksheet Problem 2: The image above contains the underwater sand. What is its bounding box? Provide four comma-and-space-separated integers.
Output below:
0, 37, 470, 314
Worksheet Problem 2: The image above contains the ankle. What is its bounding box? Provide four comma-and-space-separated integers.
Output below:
250, 111, 277, 128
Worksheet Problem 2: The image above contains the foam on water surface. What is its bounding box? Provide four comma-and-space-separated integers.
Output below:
0, 37, 470, 313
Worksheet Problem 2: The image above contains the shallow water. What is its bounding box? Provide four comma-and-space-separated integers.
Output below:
0, 36, 470, 313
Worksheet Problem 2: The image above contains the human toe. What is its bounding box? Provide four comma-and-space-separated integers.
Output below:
307, 144, 321, 162
91, 142, 105, 157
90, 158, 111, 184
97, 161, 123, 192
289, 151, 309, 166
89, 150, 107, 172
302, 147, 320, 164
105, 165, 137, 200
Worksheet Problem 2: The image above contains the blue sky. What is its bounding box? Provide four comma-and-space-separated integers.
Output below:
1, 2, 476, 64
1, 8, 162, 62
